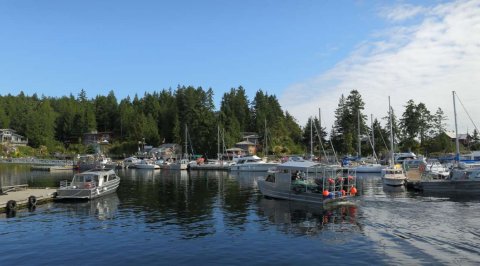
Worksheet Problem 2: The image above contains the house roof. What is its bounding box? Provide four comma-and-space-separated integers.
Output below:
446, 132, 470, 140
236, 141, 256, 145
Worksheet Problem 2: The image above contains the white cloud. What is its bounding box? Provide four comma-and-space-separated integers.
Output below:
280, 0, 480, 135
379, 3, 427, 21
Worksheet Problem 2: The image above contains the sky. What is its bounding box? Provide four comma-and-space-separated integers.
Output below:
1, 0, 479, 134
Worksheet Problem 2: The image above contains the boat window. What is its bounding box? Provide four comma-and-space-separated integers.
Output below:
73, 175, 84, 183
108, 174, 116, 181
265, 174, 275, 183
103, 175, 108, 183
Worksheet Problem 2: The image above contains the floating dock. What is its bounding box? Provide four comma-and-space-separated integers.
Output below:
30, 165, 75, 171
0, 186, 57, 213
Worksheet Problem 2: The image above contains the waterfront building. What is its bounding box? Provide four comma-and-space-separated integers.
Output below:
0, 129, 28, 146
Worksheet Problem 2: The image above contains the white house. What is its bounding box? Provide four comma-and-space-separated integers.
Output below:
0, 129, 28, 146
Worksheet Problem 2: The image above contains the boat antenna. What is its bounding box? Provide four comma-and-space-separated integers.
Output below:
453, 91, 460, 165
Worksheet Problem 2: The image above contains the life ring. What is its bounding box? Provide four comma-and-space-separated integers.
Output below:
6, 200, 17, 211
28, 196, 37, 208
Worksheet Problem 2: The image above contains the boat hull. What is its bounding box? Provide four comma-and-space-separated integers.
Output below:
257, 180, 354, 205
382, 177, 405, 186
230, 163, 278, 172
56, 179, 120, 200
354, 164, 384, 173
420, 180, 480, 193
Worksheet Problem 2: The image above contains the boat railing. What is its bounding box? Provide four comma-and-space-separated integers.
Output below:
59, 180, 71, 188
291, 167, 357, 198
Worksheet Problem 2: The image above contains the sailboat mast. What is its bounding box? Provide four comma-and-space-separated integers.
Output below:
357, 111, 361, 158
184, 124, 188, 159
371, 114, 375, 151
310, 116, 313, 158
453, 91, 460, 164
389, 96, 394, 166
264, 118, 268, 156
217, 125, 220, 161
319, 108, 322, 161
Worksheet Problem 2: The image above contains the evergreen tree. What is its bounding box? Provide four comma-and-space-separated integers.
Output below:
432, 107, 448, 136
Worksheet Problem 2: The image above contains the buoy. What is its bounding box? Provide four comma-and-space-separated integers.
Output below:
27, 195, 37, 208
348, 175, 354, 181
328, 178, 334, 184
322, 190, 329, 197
340, 189, 346, 196
6, 200, 17, 211
350, 187, 358, 195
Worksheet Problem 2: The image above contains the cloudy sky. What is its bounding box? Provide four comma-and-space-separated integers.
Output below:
280, 0, 480, 134
1, 0, 479, 133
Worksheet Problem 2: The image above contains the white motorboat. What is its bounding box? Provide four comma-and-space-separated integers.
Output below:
257, 159, 358, 205
56, 168, 120, 200
354, 163, 384, 173
123, 156, 140, 168
134, 159, 160, 169
382, 167, 407, 186
167, 159, 189, 170
425, 159, 450, 179
229, 155, 279, 172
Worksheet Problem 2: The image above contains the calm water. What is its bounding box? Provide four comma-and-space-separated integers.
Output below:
1, 165, 479, 265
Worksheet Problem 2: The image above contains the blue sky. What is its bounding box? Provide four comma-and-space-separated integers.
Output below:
1, 0, 479, 133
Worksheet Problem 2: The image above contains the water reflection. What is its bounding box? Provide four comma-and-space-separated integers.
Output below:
257, 197, 361, 236
55, 193, 120, 220
382, 184, 406, 198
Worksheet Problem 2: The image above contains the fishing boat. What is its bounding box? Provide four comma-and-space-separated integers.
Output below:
420, 91, 480, 193
56, 168, 121, 200
382, 96, 407, 186
257, 159, 358, 205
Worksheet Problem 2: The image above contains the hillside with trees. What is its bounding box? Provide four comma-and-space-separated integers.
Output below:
0, 87, 476, 159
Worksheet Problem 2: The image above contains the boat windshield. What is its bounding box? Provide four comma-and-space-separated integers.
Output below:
72, 174, 98, 185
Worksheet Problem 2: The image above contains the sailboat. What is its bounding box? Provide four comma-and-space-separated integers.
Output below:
382, 97, 407, 186
168, 125, 190, 170
354, 112, 384, 173
420, 91, 480, 193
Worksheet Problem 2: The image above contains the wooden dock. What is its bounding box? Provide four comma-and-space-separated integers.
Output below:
0, 186, 57, 213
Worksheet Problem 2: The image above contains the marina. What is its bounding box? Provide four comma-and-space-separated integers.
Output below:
1, 164, 479, 265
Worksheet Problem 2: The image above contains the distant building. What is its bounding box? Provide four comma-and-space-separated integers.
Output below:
234, 132, 262, 155
0, 129, 28, 146
445, 131, 472, 145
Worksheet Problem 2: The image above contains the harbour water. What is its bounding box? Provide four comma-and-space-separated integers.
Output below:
1, 165, 479, 265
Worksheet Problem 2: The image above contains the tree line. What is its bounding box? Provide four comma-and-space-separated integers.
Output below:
0, 87, 478, 158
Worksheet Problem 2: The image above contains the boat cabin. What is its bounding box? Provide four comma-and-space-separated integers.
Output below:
71, 170, 118, 189
266, 160, 356, 195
